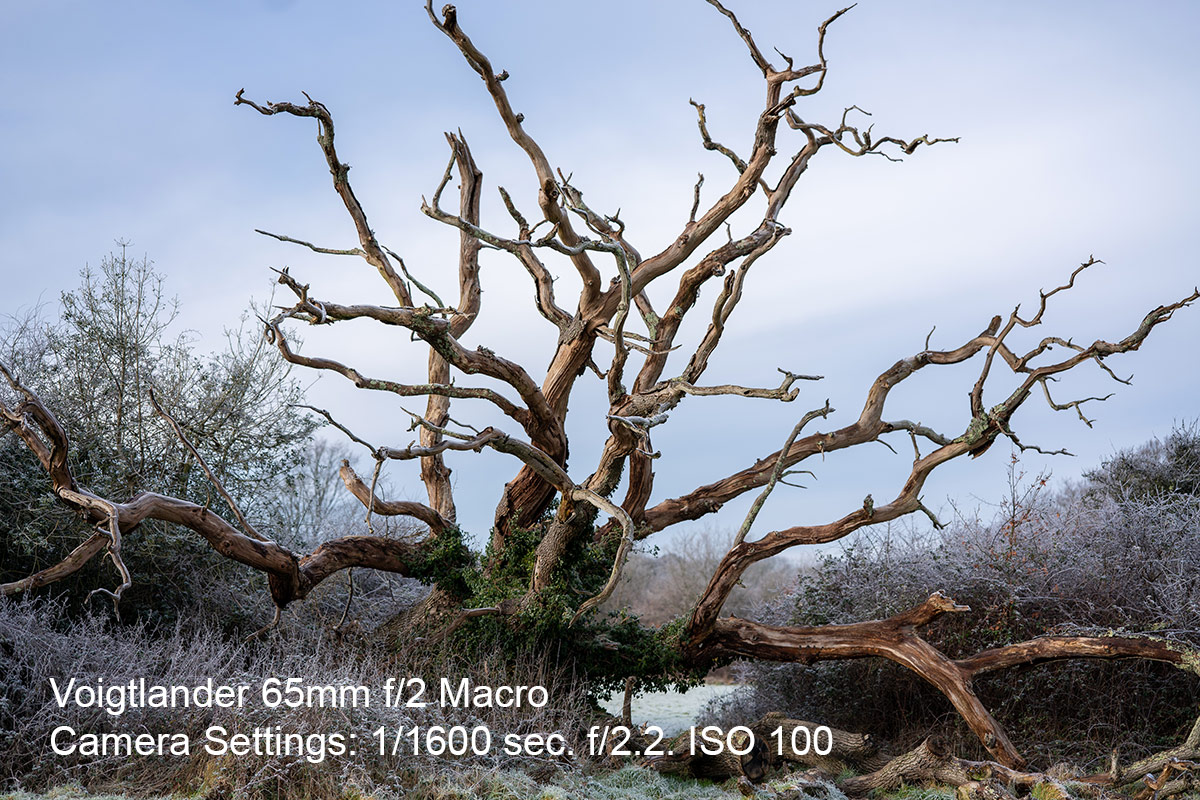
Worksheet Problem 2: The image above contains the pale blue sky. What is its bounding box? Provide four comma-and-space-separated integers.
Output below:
2, 1, 1198, 549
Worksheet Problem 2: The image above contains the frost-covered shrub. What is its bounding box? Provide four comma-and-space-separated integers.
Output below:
0, 596, 593, 798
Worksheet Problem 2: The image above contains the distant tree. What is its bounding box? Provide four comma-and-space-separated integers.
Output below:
269, 438, 361, 550
606, 527, 794, 626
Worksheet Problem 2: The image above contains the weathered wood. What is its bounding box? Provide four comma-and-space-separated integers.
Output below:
841, 737, 974, 793
1094, 715, 1200, 785
642, 728, 761, 782
839, 736, 1073, 799
749, 712, 891, 774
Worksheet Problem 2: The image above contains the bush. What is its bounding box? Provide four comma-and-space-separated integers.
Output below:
0, 247, 320, 626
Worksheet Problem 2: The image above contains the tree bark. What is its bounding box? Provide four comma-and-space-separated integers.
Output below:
839, 737, 1071, 799
749, 712, 891, 774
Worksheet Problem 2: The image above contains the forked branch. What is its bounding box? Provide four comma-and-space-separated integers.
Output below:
235, 89, 413, 306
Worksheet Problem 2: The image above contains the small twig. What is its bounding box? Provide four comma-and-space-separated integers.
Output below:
294, 404, 377, 451
366, 456, 384, 535
734, 399, 833, 546
672, 369, 821, 402
1039, 379, 1114, 428
255, 229, 363, 256
570, 487, 637, 625
916, 498, 945, 530
86, 508, 131, 612
150, 388, 267, 542
336, 569, 355, 629
244, 606, 283, 642
384, 246, 446, 309
1004, 430, 1073, 457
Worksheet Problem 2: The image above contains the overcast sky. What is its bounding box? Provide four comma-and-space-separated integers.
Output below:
2, 1, 1197, 553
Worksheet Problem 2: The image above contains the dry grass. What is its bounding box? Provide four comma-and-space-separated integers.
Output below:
0, 765, 756, 800
0, 596, 594, 799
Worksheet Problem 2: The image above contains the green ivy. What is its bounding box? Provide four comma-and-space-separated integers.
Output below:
427, 517, 707, 694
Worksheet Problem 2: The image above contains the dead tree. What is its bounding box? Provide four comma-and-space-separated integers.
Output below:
3, 1, 1197, 770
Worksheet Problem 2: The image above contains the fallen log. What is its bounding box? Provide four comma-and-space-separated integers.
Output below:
1097, 715, 1200, 786
1134, 759, 1198, 800
641, 727, 763, 782
838, 736, 1082, 799
748, 712, 892, 774
639, 713, 893, 782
